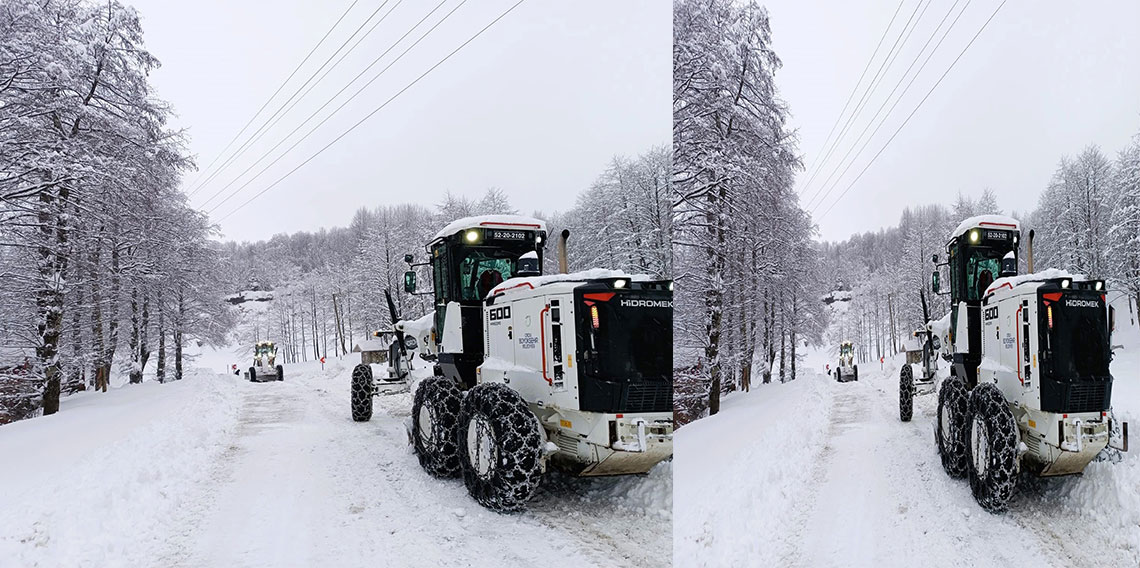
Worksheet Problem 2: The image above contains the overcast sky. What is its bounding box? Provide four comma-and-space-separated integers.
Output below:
125, 0, 670, 243
760, 0, 1140, 242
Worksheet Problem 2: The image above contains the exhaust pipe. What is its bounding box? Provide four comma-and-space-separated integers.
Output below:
1027, 229, 1035, 273
557, 229, 570, 274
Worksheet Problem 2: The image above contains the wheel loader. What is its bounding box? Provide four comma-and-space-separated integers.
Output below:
899, 215, 1129, 511
349, 215, 673, 512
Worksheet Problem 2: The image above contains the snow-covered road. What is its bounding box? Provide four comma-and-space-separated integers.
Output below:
0, 353, 670, 567
677, 335, 1140, 567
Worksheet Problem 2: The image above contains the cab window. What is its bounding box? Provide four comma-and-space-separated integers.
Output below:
458, 252, 514, 300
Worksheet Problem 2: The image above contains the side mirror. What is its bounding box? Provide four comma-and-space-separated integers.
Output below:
404, 253, 414, 264
404, 270, 416, 294
932, 254, 939, 264
403, 335, 418, 351
931, 271, 941, 294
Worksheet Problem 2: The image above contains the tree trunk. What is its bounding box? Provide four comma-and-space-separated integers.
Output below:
128, 287, 141, 384
36, 181, 69, 415
139, 293, 150, 377
156, 296, 166, 384
174, 288, 185, 381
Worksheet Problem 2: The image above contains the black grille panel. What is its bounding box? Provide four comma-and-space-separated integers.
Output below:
1063, 381, 1110, 413
622, 381, 672, 413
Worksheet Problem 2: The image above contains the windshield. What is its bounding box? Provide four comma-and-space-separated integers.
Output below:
840, 344, 853, 357
965, 249, 1005, 301
456, 249, 524, 301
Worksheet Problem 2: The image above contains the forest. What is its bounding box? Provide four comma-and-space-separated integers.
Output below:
0, 0, 230, 422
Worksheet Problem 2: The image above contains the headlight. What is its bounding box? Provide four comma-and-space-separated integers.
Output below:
465, 230, 480, 243
969, 229, 980, 244
614, 279, 627, 289
1061, 279, 1070, 289
1095, 280, 1103, 291
668, 281, 674, 291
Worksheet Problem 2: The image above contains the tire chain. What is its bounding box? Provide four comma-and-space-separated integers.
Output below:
350, 364, 373, 422
899, 365, 914, 422
412, 376, 462, 478
458, 383, 545, 513
968, 383, 1019, 512
937, 376, 969, 478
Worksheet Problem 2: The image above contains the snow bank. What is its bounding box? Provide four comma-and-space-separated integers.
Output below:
0, 367, 241, 567
674, 374, 833, 567
432, 214, 548, 240
950, 214, 1021, 239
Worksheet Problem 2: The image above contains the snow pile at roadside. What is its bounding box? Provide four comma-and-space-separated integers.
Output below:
0, 368, 241, 567
594, 461, 672, 519
674, 373, 833, 567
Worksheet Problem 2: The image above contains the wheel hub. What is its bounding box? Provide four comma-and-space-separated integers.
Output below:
467, 415, 497, 479
418, 406, 435, 448
972, 416, 989, 476
940, 404, 952, 446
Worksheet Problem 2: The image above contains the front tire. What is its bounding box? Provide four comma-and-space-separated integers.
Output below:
248, 367, 256, 382
899, 365, 914, 422
458, 383, 545, 512
276, 365, 284, 381
412, 376, 462, 477
937, 375, 970, 478
854, 365, 859, 381
350, 364, 373, 422
967, 383, 1018, 512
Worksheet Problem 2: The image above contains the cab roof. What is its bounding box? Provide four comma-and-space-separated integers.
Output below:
950, 215, 1021, 241
432, 215, 548, 242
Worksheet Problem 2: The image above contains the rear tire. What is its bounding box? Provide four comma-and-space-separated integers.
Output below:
276, 365, 284, 381
458, 383, 545, 512
854, 365, 859, 381
412, 376, 462, 477
351, 364, 373, 422
937, 375, 970, 478
967, 383, 1018, 512
899, 365, 914, 422
248, 367, 256, 382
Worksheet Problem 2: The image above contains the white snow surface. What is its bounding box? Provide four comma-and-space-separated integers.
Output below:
488, 269, 657, 299
676, 294, 1140, 567
950, 214, 1022, 239
0, 348, 669, 567
985, 267, 1085, 297
432, 214, 548, 241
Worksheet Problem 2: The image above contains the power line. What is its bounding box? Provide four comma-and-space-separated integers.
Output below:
215, 0, 527, 222
193, 0, 402, 206
815, 0, 1008, 221
807, 0, 970, 213
802, 0, 924, 207
198, 0, 452, 213
798, 0, 905, 198
185, 0, 360, 198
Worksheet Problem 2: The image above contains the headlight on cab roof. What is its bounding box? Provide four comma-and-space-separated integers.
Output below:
613, 279, 627, 289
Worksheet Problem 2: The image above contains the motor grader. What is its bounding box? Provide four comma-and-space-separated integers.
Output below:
899, 215, 1129, 511
350, 215, 673, 512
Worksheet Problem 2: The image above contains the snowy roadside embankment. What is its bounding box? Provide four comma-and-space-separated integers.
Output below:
0, 367, 240, 567
674, 372, 833, 567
